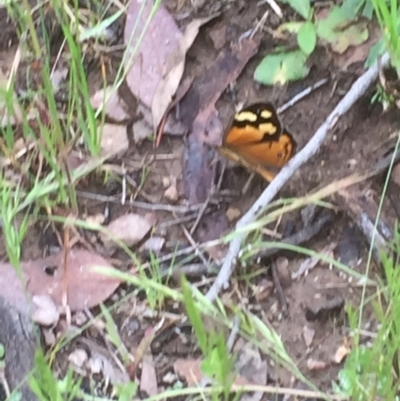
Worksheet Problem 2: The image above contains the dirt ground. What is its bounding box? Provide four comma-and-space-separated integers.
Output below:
1, 0, 400, 399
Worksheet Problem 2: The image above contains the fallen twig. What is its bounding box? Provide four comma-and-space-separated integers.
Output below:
76, 190, 218, 213
278, 78, 329, 114
206, 53, 390, 302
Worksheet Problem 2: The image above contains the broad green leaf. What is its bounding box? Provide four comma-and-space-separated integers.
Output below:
297, 22, 317, 55
316, 6, 346, 40
284, 0, 311, 19
254, 50, 310, 85
362, 1, 374, 19
340, 0, 365, 20
316, 6, 369, 53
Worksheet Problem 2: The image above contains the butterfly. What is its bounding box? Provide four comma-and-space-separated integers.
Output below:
218, 103, 297, 182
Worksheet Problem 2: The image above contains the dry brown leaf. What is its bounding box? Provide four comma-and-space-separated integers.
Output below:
100, 123, 129, 158
302, 325, 315, 347
101, 213, 153, 251
128, 326, 157, 379
174, 358, 203, 385
151, 14, 220, 129
91, 86, 131, 122
124, 0, 182, 108
332, 343, 351, 364
140, 354, 158, 396
0, 249, 121, 314
140, 237, 165, 254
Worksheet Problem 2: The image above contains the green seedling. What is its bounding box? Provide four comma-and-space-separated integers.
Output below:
255, 0, 370, 85
181, 276, 236, 401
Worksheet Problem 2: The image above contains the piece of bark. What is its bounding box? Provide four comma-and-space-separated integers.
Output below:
0, 297, 39, 401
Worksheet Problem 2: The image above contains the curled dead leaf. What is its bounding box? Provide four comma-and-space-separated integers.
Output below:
101, 213, 153, 251
332, 343, 351, 364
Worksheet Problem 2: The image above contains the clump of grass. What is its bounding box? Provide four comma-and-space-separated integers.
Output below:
1, 1, 104, 261
370, 0, 400, 76
334, 241, 400, 400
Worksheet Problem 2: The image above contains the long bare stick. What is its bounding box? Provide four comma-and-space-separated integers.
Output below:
206, 53, 390, 302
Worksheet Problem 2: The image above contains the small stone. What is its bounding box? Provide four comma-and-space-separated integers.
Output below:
68, 348, 88, 368
226, 207, 241, 222
164, 184, 179, 202
32, 295, 60, 326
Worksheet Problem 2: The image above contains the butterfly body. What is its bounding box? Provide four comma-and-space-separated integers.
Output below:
219, 103, 297, 181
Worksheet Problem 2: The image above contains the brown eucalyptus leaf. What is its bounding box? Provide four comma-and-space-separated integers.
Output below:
124, 0, 182, 108
0, 249, 121, 314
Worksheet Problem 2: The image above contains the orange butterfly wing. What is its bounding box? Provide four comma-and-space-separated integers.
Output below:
224, 103, 282, 145
219, 103, 297, 181
230, 132, 296, 168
